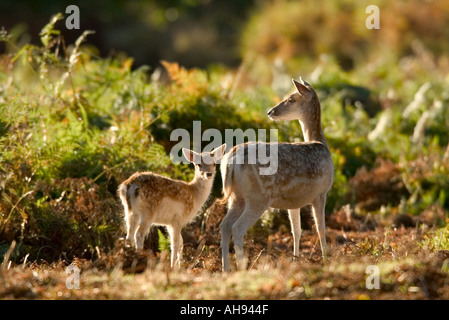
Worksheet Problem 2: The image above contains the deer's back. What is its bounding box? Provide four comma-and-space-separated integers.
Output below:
122, 172, 195, 224
226, 142, 333, 209
275, 142, 333, 178
123, 172, 190, 198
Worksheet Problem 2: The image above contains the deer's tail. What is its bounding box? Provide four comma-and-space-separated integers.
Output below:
218, 152, 235, 205
118, 183, 139, 214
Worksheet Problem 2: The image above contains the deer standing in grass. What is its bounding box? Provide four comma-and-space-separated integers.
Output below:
220, 79, 333, 271
118, 144, 226, 268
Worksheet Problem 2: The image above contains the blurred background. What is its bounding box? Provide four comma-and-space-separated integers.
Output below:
2, 0, 448, 70
0, 0, 255, 68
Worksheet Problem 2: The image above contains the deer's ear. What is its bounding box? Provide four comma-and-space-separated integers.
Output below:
182, 148, 200, 164
211, 143, 227, 162
299, 76, 312, 87
293, 78, 311, 95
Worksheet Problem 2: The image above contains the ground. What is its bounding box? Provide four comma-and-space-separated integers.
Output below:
1, 210, 448, 300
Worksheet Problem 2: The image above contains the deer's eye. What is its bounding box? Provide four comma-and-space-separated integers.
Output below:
288, 97, 295, 103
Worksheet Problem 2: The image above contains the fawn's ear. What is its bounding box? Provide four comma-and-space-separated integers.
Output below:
182, 148, 201, 164
293, 78, 311, 96
211, 143, 227, 162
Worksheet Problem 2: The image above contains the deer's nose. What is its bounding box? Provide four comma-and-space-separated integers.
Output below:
267, 108, 277, 118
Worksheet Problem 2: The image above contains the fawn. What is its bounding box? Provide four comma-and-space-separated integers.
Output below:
118, 143, 226, 268
219, 78, 333, 271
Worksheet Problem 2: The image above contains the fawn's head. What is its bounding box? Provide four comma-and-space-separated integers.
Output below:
267, 78, 319, 122
182, 144, 227, 180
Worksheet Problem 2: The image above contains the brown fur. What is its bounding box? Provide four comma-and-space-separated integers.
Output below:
118, 144, 226, 268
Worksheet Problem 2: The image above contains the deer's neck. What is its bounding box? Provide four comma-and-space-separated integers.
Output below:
299, 100, 328, 149
188, 173, 215, 206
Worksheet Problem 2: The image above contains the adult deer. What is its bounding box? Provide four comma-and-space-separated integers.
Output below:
220, 78, 333, 271
119, 144, 226, 268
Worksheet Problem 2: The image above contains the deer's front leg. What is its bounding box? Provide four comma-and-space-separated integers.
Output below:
288, 208, 301, 259
168, 225, 183, 268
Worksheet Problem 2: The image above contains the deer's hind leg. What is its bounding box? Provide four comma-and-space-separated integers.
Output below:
231, 199, 269, 271
220, 195, 245, 272
131, 200, 153, 251
311, 193, 328, 260
135, 216, 152, 251
126, 210, 139, 248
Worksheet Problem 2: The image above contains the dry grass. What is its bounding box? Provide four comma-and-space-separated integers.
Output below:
1, 220, 448, 300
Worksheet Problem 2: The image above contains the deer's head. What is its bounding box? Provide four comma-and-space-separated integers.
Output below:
182, 144, 227, 180
267, 78, 319, 122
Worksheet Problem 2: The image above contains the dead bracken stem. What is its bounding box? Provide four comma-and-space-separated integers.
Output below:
249, 248, 265, 270
22, 253, 29, 270
1, 240, 16, 272
443, 142, 449, 163
1, 191, 33, 234
189, 237, 207, 271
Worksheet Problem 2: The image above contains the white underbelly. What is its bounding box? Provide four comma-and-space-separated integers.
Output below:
152, 197, 186, 225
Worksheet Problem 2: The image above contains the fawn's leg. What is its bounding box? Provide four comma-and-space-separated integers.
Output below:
135, 225, 145, 250
176, 234, 184, 268
135, 216, 152, 251
311, 193, 328, 260
220, 196, 245, 272
288, 208, 301, 258
231, 200, 269, 271
168, 225, 183, 268
126, 211, 139, 248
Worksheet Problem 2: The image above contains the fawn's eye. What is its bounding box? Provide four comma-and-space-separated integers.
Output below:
288, 97, 295, 103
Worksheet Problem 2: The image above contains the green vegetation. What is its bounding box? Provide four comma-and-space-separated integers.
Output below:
422, 221, 449, 251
